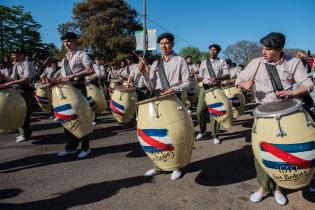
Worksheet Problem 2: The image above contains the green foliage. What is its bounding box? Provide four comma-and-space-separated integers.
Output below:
59, 0, 142, 65
179, 46, 206, 63
0, 5, 58, 62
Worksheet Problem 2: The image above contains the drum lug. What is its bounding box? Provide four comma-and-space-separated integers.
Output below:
56, 88, 65, 100
252, 118, 257, 134
301, 108, 314, 127
275, 116, 287, 137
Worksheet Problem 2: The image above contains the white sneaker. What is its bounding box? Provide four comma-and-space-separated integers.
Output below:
144, 168, 159, 177
195, 133, 205, 140
16, 136, 27, 143
213, 138, 221, 144
49, 116, 54, 119
16, 135, 24, 140
171, 170, 182, 180
187, 109, 192, 114
249, 191, 263, 203
78, 149, 91, 158
274, 191, 287, 205
57, 150, 77, 157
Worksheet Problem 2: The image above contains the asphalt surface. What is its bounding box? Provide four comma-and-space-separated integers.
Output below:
0, 107, 314, 210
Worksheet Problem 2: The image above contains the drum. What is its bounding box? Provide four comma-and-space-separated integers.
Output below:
252, 99, 315, 189
35, 84, 52, 112
136, 94, 194, 171
0, 87, 26, 130
222, 85, 245, 118
110, 86, 138, 123
86, 83, 106, 114
51, 82, 93, 138
187, 81, 199, 105
108, 80, 120, 98
204, 87, 233, 128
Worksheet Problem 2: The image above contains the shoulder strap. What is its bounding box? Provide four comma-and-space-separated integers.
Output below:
264, 63, 284, 91
63, 57, 72, 76
206, 59, 216, 77
157, 59, 170, 90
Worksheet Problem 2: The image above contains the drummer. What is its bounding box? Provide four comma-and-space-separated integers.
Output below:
138, 32, 192, 180
195, 44, 230, 144
40, 59, 61, 84
126, 55, 151, 101
0, 49, 35, 143
236, 32, 314, 205
120, 55, 138, 83
54, 31, 94, 158
87, 58, 103, 125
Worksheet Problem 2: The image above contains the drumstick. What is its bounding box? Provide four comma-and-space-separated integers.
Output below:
249, 61, 261, 87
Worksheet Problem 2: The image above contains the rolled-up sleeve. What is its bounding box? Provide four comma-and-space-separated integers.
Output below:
235, 58, 260, 86
172, 58, 191, 92
293, 59, 314, 92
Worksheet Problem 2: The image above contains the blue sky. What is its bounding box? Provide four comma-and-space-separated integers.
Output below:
2, 0, 315, 53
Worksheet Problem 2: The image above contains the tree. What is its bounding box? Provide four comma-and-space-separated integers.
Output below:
179, 46, 202, 63
59, 0, 142, 65
223, 40, 262, 65
0, 5, 54, 62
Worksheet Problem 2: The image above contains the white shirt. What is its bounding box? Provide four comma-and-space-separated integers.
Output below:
199, 58, 230, 84
147, 52, 192, 92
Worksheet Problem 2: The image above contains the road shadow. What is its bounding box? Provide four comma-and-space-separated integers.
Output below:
219, 129, 252, 143
0, 188, 22, 200
0, 142, 143, 173
0, 176, 153, 210
184, 145, 256, 186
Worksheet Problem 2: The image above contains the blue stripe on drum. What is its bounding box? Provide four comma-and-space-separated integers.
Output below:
260, 141, 315, 153
139, 129, 168, 137
54, 104, 72, 112
208, 102, 224, 108
111, 100, 125, 110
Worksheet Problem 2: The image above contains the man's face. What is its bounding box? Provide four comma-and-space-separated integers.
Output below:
63, 39, 77, 52
186, 57, 192, 64
51, 62, 58, 70
11, 53, 23, 62
262, 46, 282, 62
209, 47, 219, 58
159, 38, 173, 56
126, 59, 132, 65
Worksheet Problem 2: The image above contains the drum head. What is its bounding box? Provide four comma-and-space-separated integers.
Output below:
115, 85, 136, 92
254, 99, 302, 118
136, 93, 176, 105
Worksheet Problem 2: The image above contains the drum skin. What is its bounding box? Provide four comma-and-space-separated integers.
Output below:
204, 87, 233, 128
0, 87, 26, 130
110, 86, 138, 124
35, 84, 52, 112
86, 83, 106, 114
51, 82, 93, 138
252, 101, 315, 189
223, 86, 245, 118
108, 80, 120, 98
136, 94, 194, 171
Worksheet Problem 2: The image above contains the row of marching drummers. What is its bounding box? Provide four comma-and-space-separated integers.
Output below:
1, 79, 314, 191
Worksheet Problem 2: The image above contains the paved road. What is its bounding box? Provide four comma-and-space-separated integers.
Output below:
0, 108, 314, 210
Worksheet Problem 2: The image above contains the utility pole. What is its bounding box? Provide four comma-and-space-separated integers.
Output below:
143, 0, 147, 57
